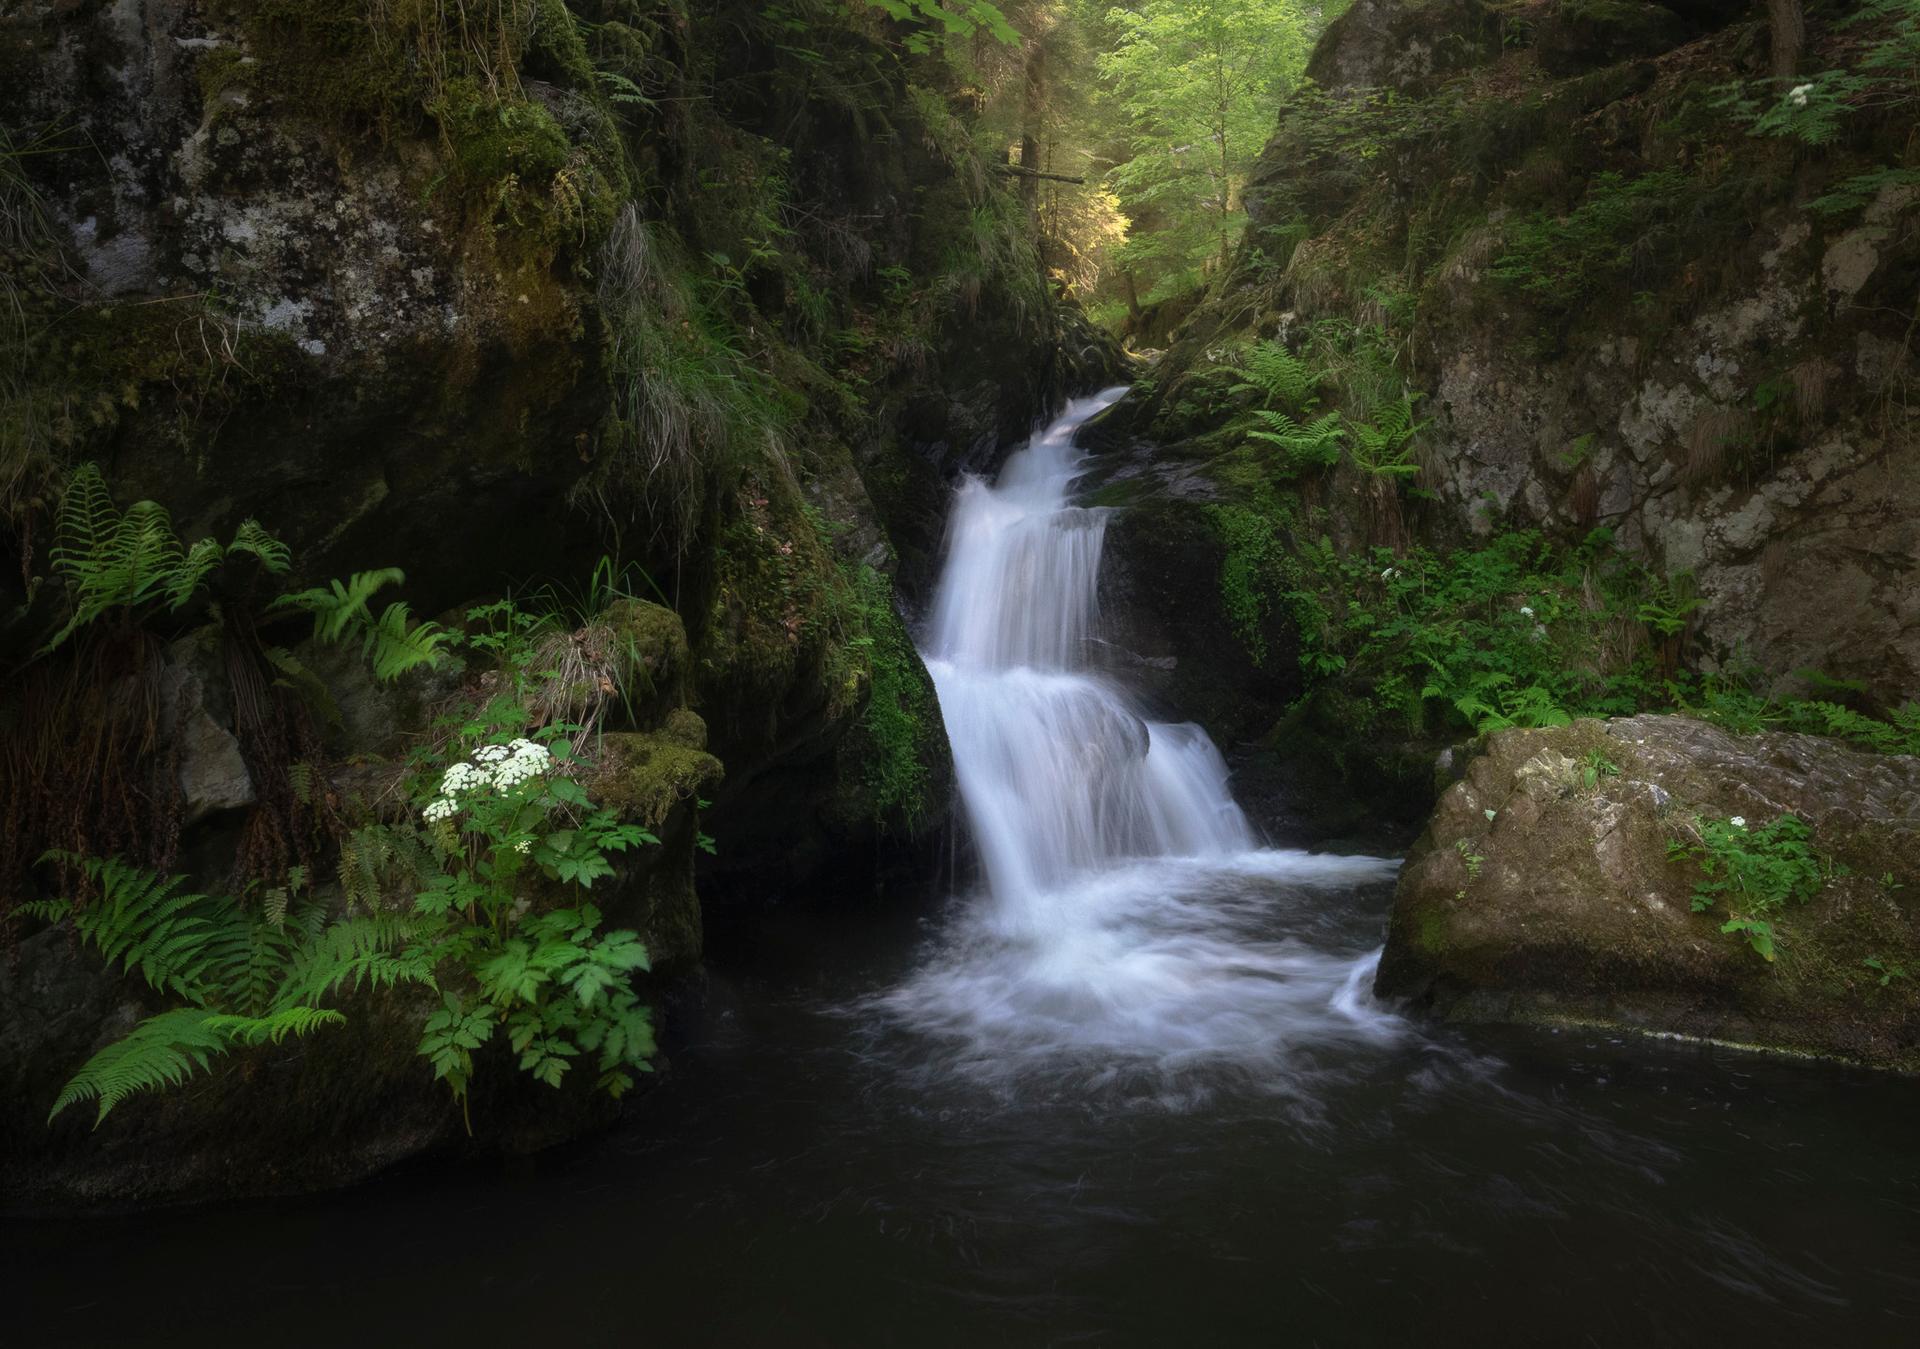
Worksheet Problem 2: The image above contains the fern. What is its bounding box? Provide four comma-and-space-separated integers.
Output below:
36, 852, 236, 1001
42, 464, 295, 651
273, 569, 449, 682
272, 912, 436, 1009
1230, 340, 1320, 413
1248, 409, 1344, 471
50, 1005, 344, 1127
363, 601, 451, 682
1348, 393, 1428, 477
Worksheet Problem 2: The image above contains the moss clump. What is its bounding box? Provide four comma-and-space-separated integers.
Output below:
590, 730, 722, 832
838, 562, 942, 829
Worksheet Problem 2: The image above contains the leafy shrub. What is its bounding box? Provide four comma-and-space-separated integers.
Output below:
1282, 528, 1667, 734
1667, 813, 1825, 962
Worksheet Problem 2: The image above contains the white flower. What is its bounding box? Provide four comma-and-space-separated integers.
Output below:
1380, 567, 1398, 582
1788, 83, 1813, 108
514, 839, 532, 854
1730, 816, 1746, 828
1519, 605, 1535, 618
422, 796, 457, 823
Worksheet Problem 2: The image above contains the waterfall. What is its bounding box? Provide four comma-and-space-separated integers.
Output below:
882, 389, 1403, 1097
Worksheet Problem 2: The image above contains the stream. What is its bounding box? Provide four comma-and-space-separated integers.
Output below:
11, 395, 1920, 1346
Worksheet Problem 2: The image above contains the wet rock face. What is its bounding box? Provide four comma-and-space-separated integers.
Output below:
1377, 715, 1920, 1070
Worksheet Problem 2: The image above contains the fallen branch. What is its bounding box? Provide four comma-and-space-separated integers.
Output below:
993, 165, 1085, 185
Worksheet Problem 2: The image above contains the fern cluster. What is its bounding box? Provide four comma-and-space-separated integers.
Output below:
1231, 339, 1320, 414
25, 853, 405, 1126
1247, 409, 1344, 472
43, 463, 290, 652
272, 568, 450, 683
1347, 393, 1427, 478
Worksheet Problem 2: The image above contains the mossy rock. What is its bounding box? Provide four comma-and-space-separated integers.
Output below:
1378, 715, 1920, 1071
590, 728, 722, 833
1534, 0, 1693, 78
601, 598, 692, 728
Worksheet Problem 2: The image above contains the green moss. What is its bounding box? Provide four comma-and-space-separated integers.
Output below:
842, 563, 940, 828
591, 731, 722, 831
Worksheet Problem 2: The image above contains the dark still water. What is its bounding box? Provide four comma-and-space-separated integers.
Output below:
9, 872, 1920, 1348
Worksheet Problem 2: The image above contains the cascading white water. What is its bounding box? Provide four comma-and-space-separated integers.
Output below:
883, 388, 1404, 1098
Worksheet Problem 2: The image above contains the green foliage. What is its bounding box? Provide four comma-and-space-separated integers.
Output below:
593, 206, 785, 554
840, 563, 936, 825
1676, 669, 1920, 756
863, 0, 1020, 54
1247, 409, 1345, 473
1098, 0, 1320, 293
272, 568, 450, 682
411, 726, 659, 1108
1230, 339, 1319, 413
41, 463, 290, 651
1273, 529, 1673, 735
1579, 748, 1620, 790
1862, 955, 1911, 988
49, 1005, 346, 1129
1346, 393, 1427, 478
1806, 166, 1920, 217
1715, 1, 1920, 148
1667, 813, 1825, 963
1490, 171, 1690, 313
28, 852, 378, 1125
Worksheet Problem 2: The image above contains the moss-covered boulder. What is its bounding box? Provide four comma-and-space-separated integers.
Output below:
585, 725, 724, 972
1377, 715, 1920, 1070
1534, 0, 1693, 78
1305, 0, 1500, 95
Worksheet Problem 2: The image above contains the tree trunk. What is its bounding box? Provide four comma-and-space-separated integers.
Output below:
1767, 0, 1805, 78
1019, 42, 1047, 220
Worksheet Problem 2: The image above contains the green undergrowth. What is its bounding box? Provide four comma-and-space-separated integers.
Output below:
1215, 510, 1920, 754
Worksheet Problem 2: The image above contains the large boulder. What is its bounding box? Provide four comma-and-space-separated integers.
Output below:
1377, 715, 1920, 1069
1305, 0, 1500, 95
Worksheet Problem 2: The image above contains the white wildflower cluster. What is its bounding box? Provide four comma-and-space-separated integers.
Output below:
1788, 83, 1813, 109
1380, 567, 1401, 582
421, 738, 555, 823
1730, 815, 1747, 829
1519, 605, 1535, 618
473, 738, 553, 788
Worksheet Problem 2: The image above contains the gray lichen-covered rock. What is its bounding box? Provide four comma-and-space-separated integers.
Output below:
1377, 714, 1920, 1069
1305, 0, 1500, 95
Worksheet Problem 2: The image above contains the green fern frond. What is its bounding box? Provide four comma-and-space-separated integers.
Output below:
166, 537, 228, 610
272, 568, 407, 643
272, 570, 447, 682
49, 463, 120, 578
1247, 409, 1344, 471
226, 519, 292, 575
18, 897, 70, 924
273, 912, 436, 1008
50, 1008, 232, 1126
38, 852, 227, 1000
1231, 340, 1320, 413
41, 468, 289, 650
263, 645, 343, 729
50, 1005, 344, 1127
363, 602, 450, 682
1348, 392, 1428, 477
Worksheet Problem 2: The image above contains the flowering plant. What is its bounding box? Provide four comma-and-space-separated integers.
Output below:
1667, 812, 1825, 963
412, 730, 660, 1113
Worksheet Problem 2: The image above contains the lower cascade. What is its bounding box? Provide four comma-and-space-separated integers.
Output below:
883, 390, 1403, 1093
